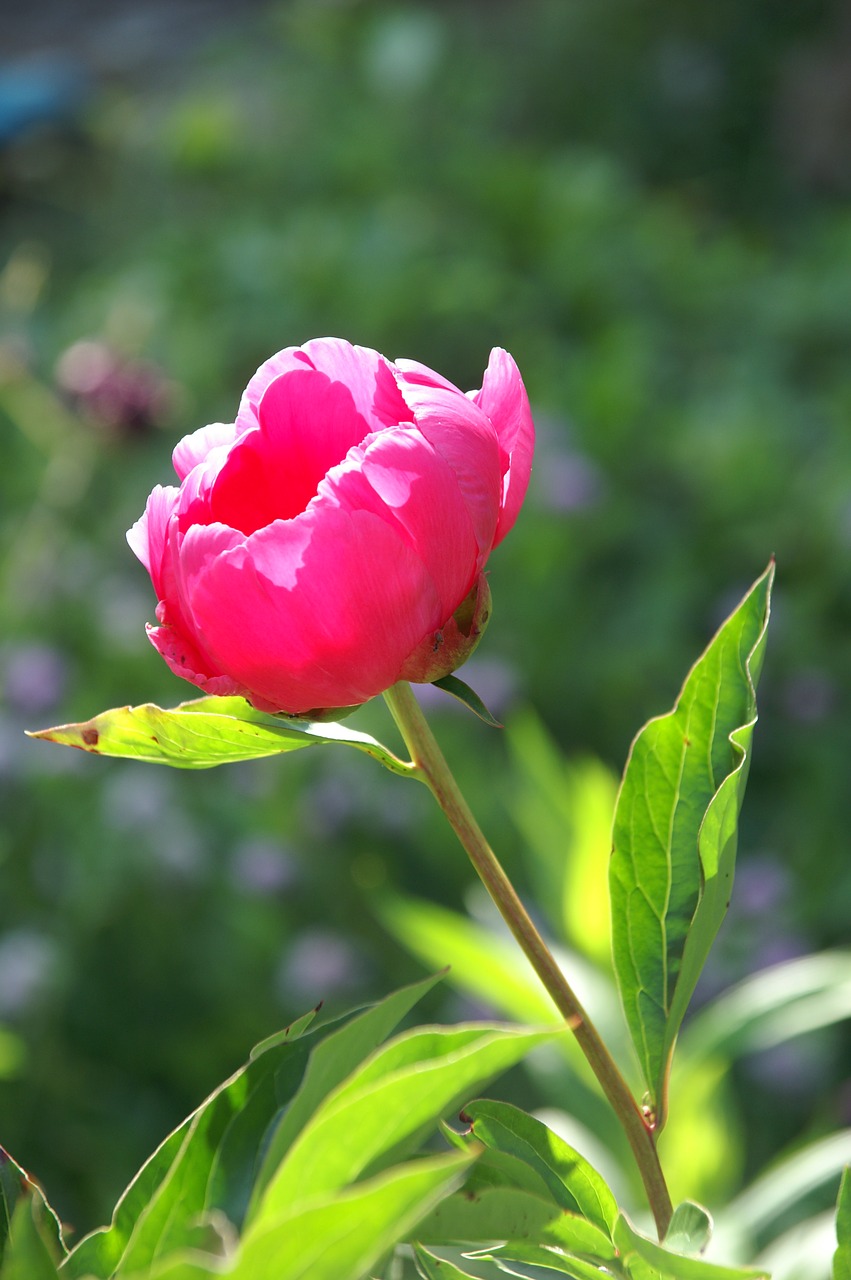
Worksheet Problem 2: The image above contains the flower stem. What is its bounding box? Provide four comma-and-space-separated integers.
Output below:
383, 680, 673, 1239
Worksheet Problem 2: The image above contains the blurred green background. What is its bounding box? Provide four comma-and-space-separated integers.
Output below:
1, 0, 850, 1246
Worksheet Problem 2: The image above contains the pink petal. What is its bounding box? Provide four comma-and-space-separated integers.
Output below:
393, 358, 463, 394
146, 622, 246, 699
471, 348, 535, 546
207, 369, 373, 534
236, 338, 408, 437
172, 422, 241, 482
127, 485, 180, 600
394, 379, 502, 558
179, 503, 443, 713
321, 427, 480, 618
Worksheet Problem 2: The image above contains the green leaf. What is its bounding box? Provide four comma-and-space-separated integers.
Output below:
65, 1010, 317, 1278
375, 893, 629, 1158
720, 1130, 851, 1246
835, 1168, 851, 1280
376, 895, 558, 1027
0, 1196, 62, 1280
459, 1101, 618, 1238
414, 1244, 490, 1279
682, 950, 851, 1061
614, 1213, 768, 1279
0, 1150, 64, 1270
432, 676, 502, 727
664, 1203, 713, 1256
246, 972, 446, 1220
252, 1024, 559, 1225
418, 1184, 610, 1253
233, 1150, 473, 1280
609, 562, 773, 1121
471, 1242, 619, 1278
506, 715, 618, 966
67, 978, 440, 1279
28, 695, 409, 774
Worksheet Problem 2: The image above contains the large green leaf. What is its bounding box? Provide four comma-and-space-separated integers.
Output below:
129, 1154, 473, 1280
232, 1151, 473, 1280
835, 1168, 851, 1280
506, 715, 618, 967
470, 1242, 619, 1279
0, 1150, 64, 1271
457, 1101, 618, 1238
376, 893, 629, 1160
681, 950, 851, 1061
0, 1197, 62, 1280
719, 1130, 851, 1249
613, 1213, 768, 1279
414, 1244, 492, 1279
65, 978, 440, 1279
28, 695, 409, 774
610, 563, 773, 1121
246, 972, 446, 1218
252, 1024, 558, 1225
416, 1184, 604, 1251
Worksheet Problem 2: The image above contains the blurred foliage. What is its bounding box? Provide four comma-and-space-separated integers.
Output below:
0, 0, 850, 1240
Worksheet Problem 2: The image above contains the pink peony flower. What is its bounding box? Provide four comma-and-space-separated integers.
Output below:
128, 337, 534, 715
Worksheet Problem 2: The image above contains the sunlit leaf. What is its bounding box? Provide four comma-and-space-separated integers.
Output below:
66, 978, 441, 1278
835, 1168, 851, 1280
0, 1150, 64, 1270
459, 1101, 618, 1238
719, 1130, 851, 1246
507, 715, 617, 966
470, 1241, 614, 1278
233, 1151, 473, 1280
252, 1024, 559, 1225
246, 972, 445, 1219
664, 1202, 713, 1256
376, 893, 630, 1158
414, 1244, 489, 1279
418, 1182, 610, 1254
682, 951, 851, 1061
614, 1212, 768, 1279
28, 695, 410, 774
610, 562, 773, 1122
0, 1196, 63, 1280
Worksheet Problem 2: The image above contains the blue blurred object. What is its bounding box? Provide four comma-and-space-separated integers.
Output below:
0, 56, 88, 147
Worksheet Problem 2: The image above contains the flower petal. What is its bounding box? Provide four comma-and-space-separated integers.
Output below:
393, 358, 463, 394
179, 503, 443, 713
237, 338, 408, 437
322, 427, 481, 618
172, 422, 241, 482
146, 621, 246, 698
470, 347, 534, 545
208, 369, 372, 533
127, 484, 180, 600
394, 378, 502, 558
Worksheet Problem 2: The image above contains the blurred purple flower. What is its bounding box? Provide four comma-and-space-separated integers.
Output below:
745, 1035, 832, 1097
533, 449, 604, 513
3, 643, 68, 716
733, 855, 791, 917
277, 929, 364, 1005
55, 339, 172, 437
0, 930, 57, 1017
782, 669, 836, 724
229, 837, 298, 896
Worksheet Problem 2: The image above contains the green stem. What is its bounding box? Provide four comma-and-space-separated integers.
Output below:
383, 680, 673, 1239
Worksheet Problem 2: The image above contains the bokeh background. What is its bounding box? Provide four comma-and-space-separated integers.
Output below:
1, 0, 850, 1249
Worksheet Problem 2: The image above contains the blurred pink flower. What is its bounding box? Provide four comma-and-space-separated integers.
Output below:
129, 337, 534, 714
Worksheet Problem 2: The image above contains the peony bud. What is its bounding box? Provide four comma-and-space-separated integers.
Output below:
128, 338, 533, 716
